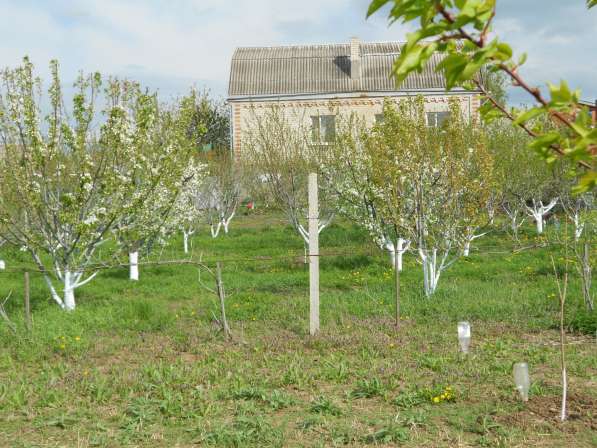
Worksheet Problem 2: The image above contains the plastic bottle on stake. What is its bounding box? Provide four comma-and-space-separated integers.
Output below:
457, 321, 471, 354
513, 362, 530, 401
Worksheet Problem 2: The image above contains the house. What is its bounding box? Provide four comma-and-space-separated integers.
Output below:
227, 38, 482, 158
579, 99, 597, 125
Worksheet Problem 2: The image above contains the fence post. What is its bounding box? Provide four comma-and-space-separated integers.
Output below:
24, 272, 31, 332
308, 172, 320, 336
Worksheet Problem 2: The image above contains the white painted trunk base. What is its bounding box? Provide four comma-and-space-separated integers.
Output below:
526, 198, 557, 235
463, 241, 471, 257
129, 251, 139, 281
0, 260, 5, 270
386, 238, 410, 272
573, 212, 584, 240
63, 271, 76, 311
183, 232, 189, 253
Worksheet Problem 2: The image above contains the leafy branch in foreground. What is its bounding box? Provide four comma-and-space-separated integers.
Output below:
367, 0, 597, 192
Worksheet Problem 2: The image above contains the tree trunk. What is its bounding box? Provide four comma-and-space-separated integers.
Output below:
129, 251, 139, 281
573, 212, 584, 241
535, 214, 544, 234
215, 262, 231, 339
211, 222, 222, 238
183, 232, 189, 253
0, 260, 5, 270
463, 240, 471, 257
394, 238, 400, 326
387, 238, 408, 271
511, 216, 519, 235
581, 243, 593, 311
420, 249, 440, 297
63, 270, 76, 311
222, 211, 235, 234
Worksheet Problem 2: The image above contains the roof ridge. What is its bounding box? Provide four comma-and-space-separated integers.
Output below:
233, 41, 405, 51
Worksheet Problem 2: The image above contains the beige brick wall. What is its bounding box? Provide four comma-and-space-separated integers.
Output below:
231, 93, 480, 158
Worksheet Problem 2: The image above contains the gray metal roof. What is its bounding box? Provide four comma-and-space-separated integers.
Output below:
228, 41, 449, 98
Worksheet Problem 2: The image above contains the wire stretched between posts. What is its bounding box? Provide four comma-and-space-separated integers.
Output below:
0, 240, 593, 276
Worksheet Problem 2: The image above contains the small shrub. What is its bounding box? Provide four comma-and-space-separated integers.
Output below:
350, 377, 384, 399
309, 396, 342, 416
361, 424, 409, 444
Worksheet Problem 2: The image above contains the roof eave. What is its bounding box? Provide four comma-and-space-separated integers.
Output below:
227, 88, 481, 103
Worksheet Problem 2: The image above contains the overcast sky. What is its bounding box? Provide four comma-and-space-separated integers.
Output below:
1, 0, 596, 105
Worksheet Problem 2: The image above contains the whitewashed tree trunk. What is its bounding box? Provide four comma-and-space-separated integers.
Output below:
385, 238, 410, 271
63, 270, 76, 311
463, 241, 471, 257
418, 244, 456, 297
183, 231, 190, 253
0, 260, 5, 270
573, 212, 584, 241
222, 211, 235, 234
296, 214, 333, 246
420, 248, 440, 297
535, 215, 544, 234
463, 228, 489, 256
526, 198, 558, 235
129, 251, 139, 281
38, 264, 98, 311
211, 223, 222, 238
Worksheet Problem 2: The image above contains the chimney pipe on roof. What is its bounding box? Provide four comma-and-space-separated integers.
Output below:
350, 37, 361, 89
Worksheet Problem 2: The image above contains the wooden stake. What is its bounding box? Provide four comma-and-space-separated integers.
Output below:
215, 262, 231, 339
308, 173, 320, 336
24, 272, 31, 332
394, 241, 400, 327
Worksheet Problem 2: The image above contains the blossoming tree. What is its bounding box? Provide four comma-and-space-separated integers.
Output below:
0, 58, 192, 308
325, 107, 412, 272
107, 82, 198, 280
201, 151, 244, 238
175, 158, 208, 253
245, 107, 335, 247
328, 98, 493, 297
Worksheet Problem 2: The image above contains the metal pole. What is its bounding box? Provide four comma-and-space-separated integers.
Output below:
308, 173, 320, 336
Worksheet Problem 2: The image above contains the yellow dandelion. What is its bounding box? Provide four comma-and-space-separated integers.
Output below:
432, 396, 440, 403
59, 344, 66, 350
74, 336, 81, 341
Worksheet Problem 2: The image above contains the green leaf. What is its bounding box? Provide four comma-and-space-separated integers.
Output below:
513, 107, 545, 125
436, 53, 468, 89
479, 101, 503, 123
528, 131, 561, 154
518, 52, 527, 66
366, 0, 391, 18
572, 171, 597, 194
588, 0, 597, 9
548, 81, 572, 104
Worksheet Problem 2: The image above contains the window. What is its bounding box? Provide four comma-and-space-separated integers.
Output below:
374, 113, 384, 124
426, 111, 450, 127
311, 115, 336, 143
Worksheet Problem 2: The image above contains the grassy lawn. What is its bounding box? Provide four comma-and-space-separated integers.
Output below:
0, 212, 595, 447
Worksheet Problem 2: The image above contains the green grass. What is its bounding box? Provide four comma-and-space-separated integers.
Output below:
0, 211, 595, 447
